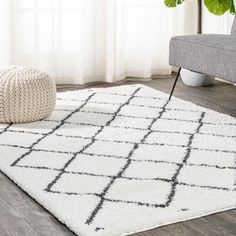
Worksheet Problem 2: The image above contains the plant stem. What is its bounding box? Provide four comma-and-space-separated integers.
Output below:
198, 0, 202, 34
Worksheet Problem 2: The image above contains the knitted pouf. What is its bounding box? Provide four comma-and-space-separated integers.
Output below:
0, 66, 56, 124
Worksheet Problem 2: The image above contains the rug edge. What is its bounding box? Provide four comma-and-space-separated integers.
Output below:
57, 83, 236, 120
123, 205, 236, 236
0, 168, 78, 236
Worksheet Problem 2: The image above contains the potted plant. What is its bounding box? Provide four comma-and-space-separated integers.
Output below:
165, 0, 235, 86
165, 0, 235, 16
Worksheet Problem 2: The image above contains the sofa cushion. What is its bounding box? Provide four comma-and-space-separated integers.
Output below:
169, 34, 236, 83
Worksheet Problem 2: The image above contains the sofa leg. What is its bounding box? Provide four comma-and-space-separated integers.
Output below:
168, 68, 181, 101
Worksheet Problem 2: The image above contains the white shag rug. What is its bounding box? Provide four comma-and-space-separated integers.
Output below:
0, 84, 236, 236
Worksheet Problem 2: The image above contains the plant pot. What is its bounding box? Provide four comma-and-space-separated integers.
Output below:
180, 69, 215, 87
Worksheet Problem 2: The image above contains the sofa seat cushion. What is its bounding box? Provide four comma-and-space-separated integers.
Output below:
169, 34, 236, 83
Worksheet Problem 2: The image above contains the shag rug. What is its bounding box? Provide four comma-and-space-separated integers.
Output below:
0, 84, 236, 236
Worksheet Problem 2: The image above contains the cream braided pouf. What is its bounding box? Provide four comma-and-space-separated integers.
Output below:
0, 66, 56, 124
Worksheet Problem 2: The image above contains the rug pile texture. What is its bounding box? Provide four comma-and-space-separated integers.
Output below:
0, 84, 236, 236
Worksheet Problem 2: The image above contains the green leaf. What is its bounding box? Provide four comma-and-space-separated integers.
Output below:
204, 0, 230, 15
229, 0, 236, 14
164, 0, 185, 7
177, 0, 185, 4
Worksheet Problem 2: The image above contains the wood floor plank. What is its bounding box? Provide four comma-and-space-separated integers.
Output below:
0, 76, 235, 236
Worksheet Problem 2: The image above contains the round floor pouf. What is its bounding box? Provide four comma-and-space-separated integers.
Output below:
0, 66, 56, 124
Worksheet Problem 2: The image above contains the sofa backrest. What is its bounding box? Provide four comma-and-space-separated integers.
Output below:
231, 17, 236, 35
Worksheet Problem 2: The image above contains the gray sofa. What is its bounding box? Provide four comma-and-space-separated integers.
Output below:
168, 17, 236, 100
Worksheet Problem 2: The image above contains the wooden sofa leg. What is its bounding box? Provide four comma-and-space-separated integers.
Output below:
168, 68, 181, 101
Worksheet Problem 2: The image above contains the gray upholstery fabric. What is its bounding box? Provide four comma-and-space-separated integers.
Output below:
169, 34, 236, 83
231, 17, 236, 35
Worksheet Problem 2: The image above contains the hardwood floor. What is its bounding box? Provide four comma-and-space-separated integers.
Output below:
0, 76, 235, 236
